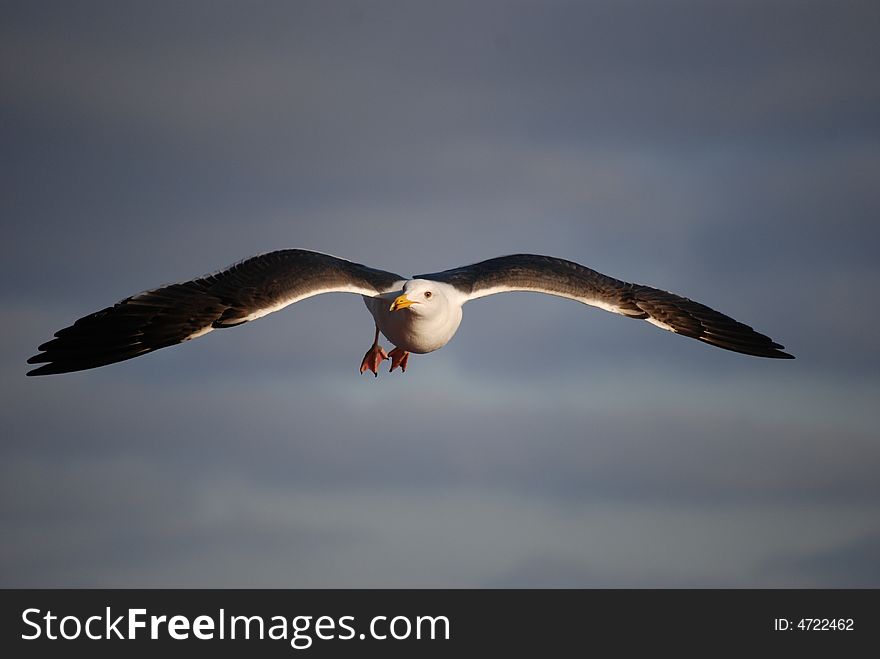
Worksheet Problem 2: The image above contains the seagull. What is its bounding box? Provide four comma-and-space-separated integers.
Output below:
26, 249, 793, 376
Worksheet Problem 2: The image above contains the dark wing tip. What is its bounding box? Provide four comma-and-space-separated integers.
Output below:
24, 291, 211, 376
27, 363, 71, 376
692, 321, 795, 359
25, 345, 155, 376
766, 343, 796, 359
631, 285, 795, 361
697, 336, 795, 359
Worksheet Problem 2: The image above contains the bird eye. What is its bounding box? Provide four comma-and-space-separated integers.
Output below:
424, 291, 432, 298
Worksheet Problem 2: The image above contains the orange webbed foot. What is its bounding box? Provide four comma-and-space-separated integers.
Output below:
388, 347, 410, 373
360, 343, 389, 377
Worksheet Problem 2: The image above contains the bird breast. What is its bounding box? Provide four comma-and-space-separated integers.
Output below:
368, 299, 463, 354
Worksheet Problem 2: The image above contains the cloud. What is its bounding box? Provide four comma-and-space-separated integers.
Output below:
760, 530, 880, 588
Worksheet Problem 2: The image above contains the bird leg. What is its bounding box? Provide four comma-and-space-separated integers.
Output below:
389, 347, 410, 373
360, 327, 389, 377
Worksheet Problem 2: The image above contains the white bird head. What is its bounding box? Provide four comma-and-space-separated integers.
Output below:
389, 279, 445, 317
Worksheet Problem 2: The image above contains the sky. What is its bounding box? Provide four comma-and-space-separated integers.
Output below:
2, 0, 879, 587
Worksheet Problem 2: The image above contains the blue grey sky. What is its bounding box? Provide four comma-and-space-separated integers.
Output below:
2, 0, 879, 587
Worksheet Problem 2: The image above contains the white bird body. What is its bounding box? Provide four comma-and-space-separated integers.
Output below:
364, 280, 464, 355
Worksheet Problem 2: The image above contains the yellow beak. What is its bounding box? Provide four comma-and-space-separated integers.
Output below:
389, 293, 415, 312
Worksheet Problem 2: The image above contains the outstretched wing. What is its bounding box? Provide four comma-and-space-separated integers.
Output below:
27, 249, 405, 375
417, 254, 793, 359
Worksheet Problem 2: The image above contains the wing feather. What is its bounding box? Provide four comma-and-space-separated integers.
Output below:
418, 254, 793, 359
27, 249, 404, 375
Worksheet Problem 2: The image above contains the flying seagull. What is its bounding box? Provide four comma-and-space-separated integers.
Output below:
27, 249, 793, 376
